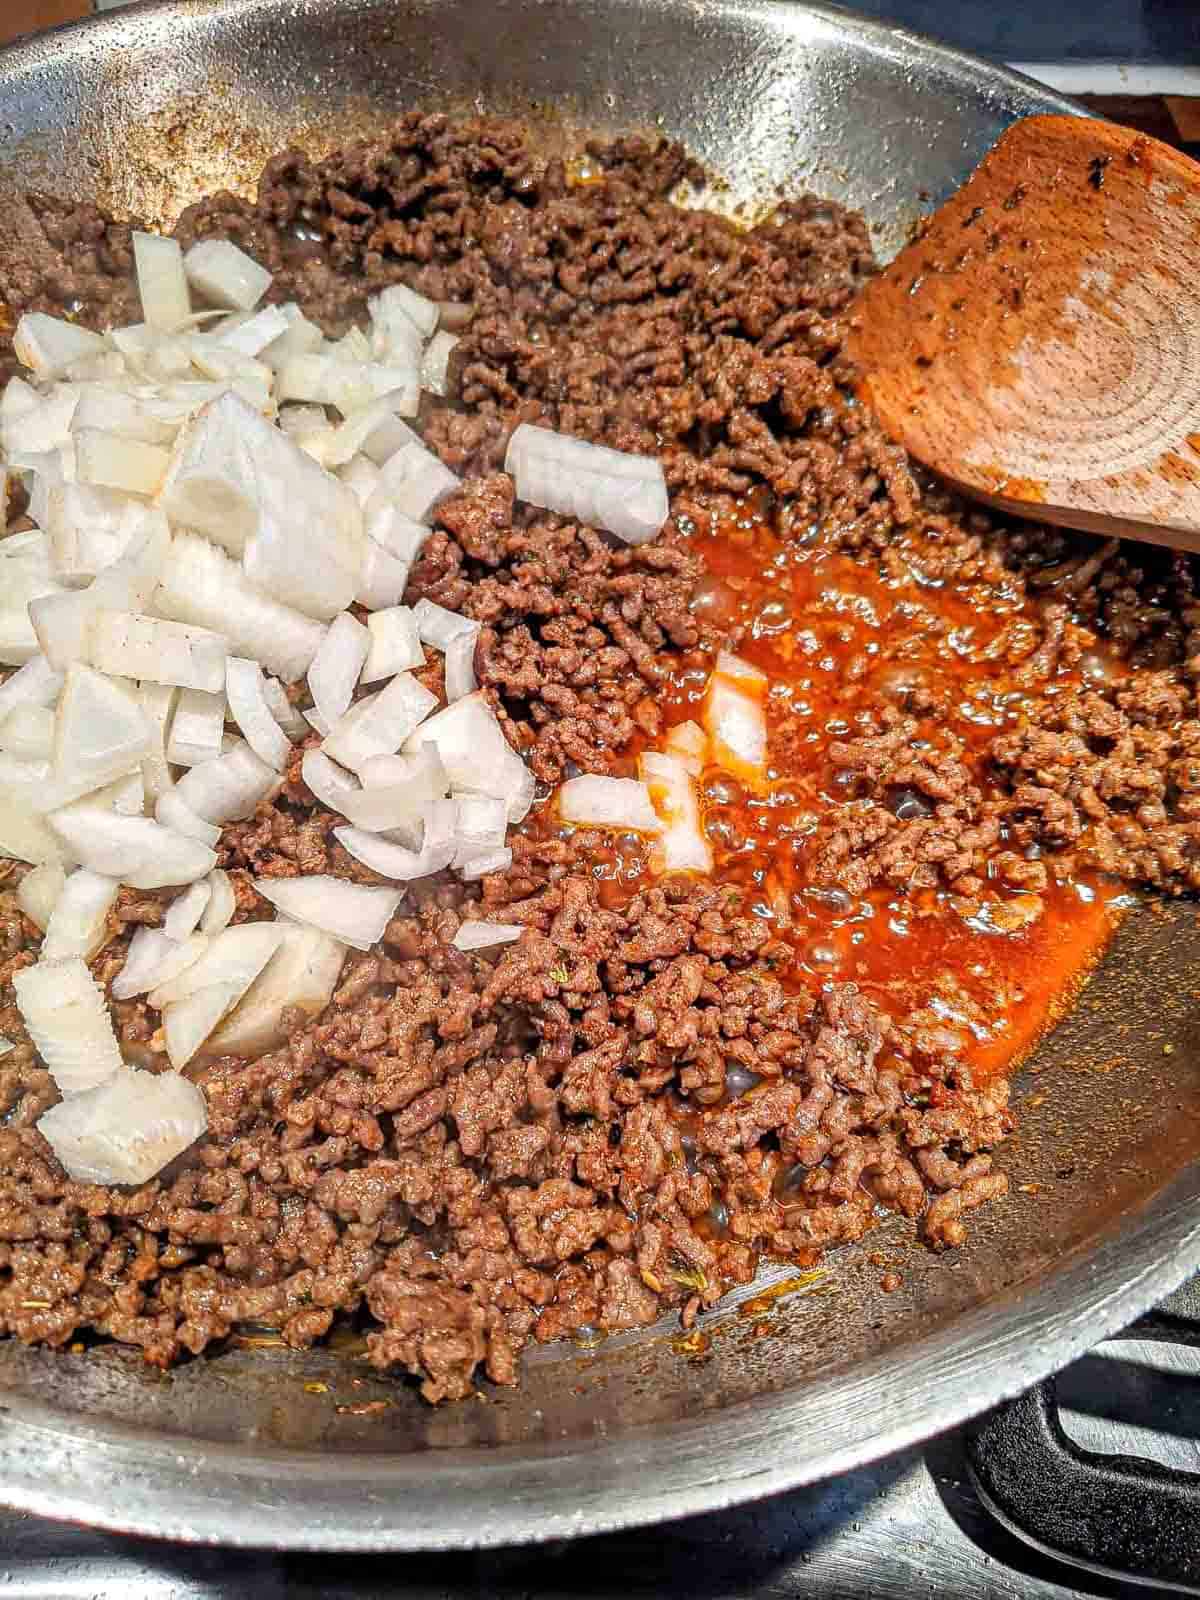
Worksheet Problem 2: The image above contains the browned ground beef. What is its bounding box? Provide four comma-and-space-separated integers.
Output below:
0, 115, 1197, 1402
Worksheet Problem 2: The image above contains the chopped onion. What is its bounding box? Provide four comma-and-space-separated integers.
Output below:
261, 677, 308, 740
17, 860, 66, 932
72, 387, 175, 447
421, 330, 459, 397
216, 303, 290, 357
341, 454, 381, 506
156, 530, 325, 682
323, 672, 438, 773
31, 503, 171, 671
558, 774, 661, 833
325, 398, 416, 470
333, 813, 458, 881
404, 693, 534, 822
0, 788, 65, 865
452, 793, 507, 866
53, 664, 150, 782
367, 439, 459, 526
370, 283, 440, 341
243, 510, 359, 623
151, 921, 282, 1011
663, 719, 708, 776
279, 403, 329, 438
13, 957, 123, 1096
452, 920, 523, 952
204, 923, 346, 1060
174, 739, 277, 824
300, 748, 359, 814
640, 750, 713, 876
138, 681, 178, 804
443, 626, 480, 701
165, 685, 225, 767
307, 612, 370, 727
41, 867, 120, 961
225, 655, 292, 772
505, 422, 669, 546
702, 651, 768, 792
355, 538, 410, 612
47, 483, 137, 586
2, 383, 78, 456
36, 1066, 207, 1185
1, 702, 55, 761
183, 239, 272, 311
362, 607, 424, 682
0, 655, 64, 723
74, 429, 169, 498
112, 926, 208, 1001
456, 847, 513, 880
13, 314, 106, 381
253, 873, 404, 952
351, 745, 448, 847
411, 597, 478, 651
200, 868, 236, 934
164, 879, 212, 940
92, 769, 146, 817
154, 787, 220, 846
47, 807, 216, 888
132, 232, 191, 332
260, 303, 324, 371
88, 610, 228, 694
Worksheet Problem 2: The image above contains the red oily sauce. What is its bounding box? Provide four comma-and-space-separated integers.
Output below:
568, 496, 1124, 1082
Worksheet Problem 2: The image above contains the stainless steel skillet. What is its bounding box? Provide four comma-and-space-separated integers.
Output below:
0, 0, 1198, 1551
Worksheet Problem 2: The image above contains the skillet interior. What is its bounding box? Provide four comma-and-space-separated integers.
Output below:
0, 0, 1198, 1549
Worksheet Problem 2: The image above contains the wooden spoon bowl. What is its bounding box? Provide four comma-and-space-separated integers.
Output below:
846, 115, 1200, 552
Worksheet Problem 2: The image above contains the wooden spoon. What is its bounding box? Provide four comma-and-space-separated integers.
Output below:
846, 114, 1200, 553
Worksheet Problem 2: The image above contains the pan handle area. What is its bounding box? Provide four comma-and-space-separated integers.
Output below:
967, 1377, 1200, 1594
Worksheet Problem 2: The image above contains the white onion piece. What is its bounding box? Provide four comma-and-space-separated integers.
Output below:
452, 793, 507, 865
31, 503, 170, 671
452, 921, 522, 951
132, 232, 191, 332
0, 788, 65, 865
333, 815, 458, 882
279, 403, 329, 437
323, 672, 438, 774
0, 655, 64, 723
151, 922, 282, 1011
370, 283, 440, 341
13, 314, 105, 381
47, 807, 216, 889
355, 538, 410, 612
165, 686, 225, 768
138, 681, 178, 805
254, 873, 404, 952
153, 789, 219, 846
362, 607, 424, 682
112, 927, 208, 1001
352, 746, 448, 848
404, 693, 533, 822
277, 354, 418, 418
204, 924, 346, 1060
1, 375, 38, 423
456, 847, 513, 880
53, 665, 150, 782
411, 598, 478, 651
72, 387, 175, 447
183, 239, 271, 311
243, 511, 359, 623
199, 868, 236, 934
88, 610, 228, 694
164, 879, 211, 941
421, 330, 459, 397
325, 398, 416, 470
559, 775, 661, 834
42, 868, 120, 961
443, 627, 480, 701
36, 1066, 207, 1185
91, 770, 146, 818
702, 651, 768, 792
307, 612, 370, 727
47, 483, 136, 586
225, 656, 292, 772
640, 750, 713, 876
261, 677, 307, 740
663, 719, 708, 776
74, 429, 169, 497
341, 454, 381, 505
1, 703, 55, 761
174, 740, 277, 825
13, 957, 123, 1096
216, 303, 290, 357
2, 384, 78, 455
366, 502, 429, 565
300, 748, 359, 814
156, 531, 325, 682
505, 422, 669, 546
367, 440, 459, 526
260, 303, 324, 371
17, 860, 66, 931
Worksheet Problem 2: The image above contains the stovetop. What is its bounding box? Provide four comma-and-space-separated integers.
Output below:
2, 1276, 1198, 1598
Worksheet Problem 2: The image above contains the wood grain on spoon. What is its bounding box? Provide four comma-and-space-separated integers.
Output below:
846, 114, 1200, 553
